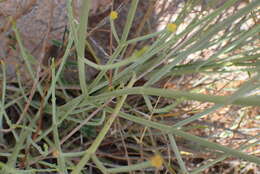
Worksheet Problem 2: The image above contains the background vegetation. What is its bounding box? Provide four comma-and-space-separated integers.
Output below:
0, 0, 259, 173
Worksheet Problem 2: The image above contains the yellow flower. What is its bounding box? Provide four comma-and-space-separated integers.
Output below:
110, 11, 118, 20
150, 155, 163, 168
52, 150, 59, 158
166, 23, 177, 32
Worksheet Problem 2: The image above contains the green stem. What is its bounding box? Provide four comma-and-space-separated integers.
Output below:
103, 107, 260, 164
76, 0, 91, 94
91, 87, 260, 106
0, 61, 6, 142
91, 155, 108, 174
81, 53, 141, 70
168, 134, 189, 174
107, 161, 151, 173
51, 60, 67, 174
71, 74, 136, 174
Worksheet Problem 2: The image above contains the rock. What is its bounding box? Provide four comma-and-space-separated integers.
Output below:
0, 0, 111, 80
